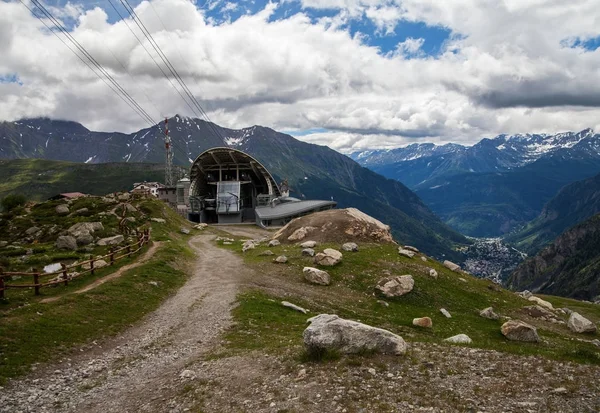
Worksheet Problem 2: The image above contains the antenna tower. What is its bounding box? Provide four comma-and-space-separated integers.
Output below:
164, 117, 174, 186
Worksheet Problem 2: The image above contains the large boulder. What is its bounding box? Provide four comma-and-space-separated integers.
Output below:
55, 204, 70, 215
56, 235, 77, 251
567, 312, 597, 334
342, 242, 359, 252
376, 275, 414, 298
314, 248, 343, 266
287, 226, 316, 241
68, 222, 104, 237
268, 239, 281, 247
303, 314, 407, 356
302, 248, 315, 257
501, 320, 540, 342
97, 235, 125, 246
76, 233, 94, 246
300, 240, 317, 248
444, 334, 472, 344
398, 248, 415, 258
303, 267, 331, 285
528, 296, 554, 310
443, 260, 461, 272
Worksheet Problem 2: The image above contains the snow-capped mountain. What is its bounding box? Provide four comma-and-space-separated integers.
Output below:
350, 142, 465, 166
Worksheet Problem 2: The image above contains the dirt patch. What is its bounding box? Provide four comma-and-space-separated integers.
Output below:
273, 208, 396, 244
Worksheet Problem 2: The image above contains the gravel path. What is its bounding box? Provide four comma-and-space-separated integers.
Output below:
0, 234, 245, 413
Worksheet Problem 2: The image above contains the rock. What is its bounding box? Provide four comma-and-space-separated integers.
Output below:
180, 228, 190, 235
76, 233, 94, 246
567, 312, 597, 334
303, 314, 407, 356
552, 387, 568, 394
242, 240, 257, 252
0, 241, 7, 247
82, 259, 108, 270
148, 281, 159, 287
117, 193, 131, 201
303, 267, 331, 286
562, 307, 573, 316
179, 369, 196, 380
282, 301, 308, 314
398, 248, 415, 258
287, 226, 316, 241
151, 218, 166, 223
259, 250, 274, 256
55, 235, 77, 251
443, 260, 460, 272
68, 222, 104, 237
25, 226, 40, 236
268, 239, 281, 247
518, 290, 533, 299
314, 248, 343, 266
444, 334, 472, 344
75, 208, 89, 214
591, 339, 600, 347
412, 317, 432, 328
501, 320, 540, 342
274, 255, 288, 264
528, 296, 554, 310
404, 245, 419, 253
97, 235, 125, 246
342, 242, 359, 252
194, 223, 208, 230
480, 307, 500, 320
421, 256, 427, 262
302, 248, 315, 257
300, 240, 317, 248
440, 308, 452, 318
429, 269, 438, 279
522, 305, 555, 319
55, 204, 70, 214
376, 275, 414, 298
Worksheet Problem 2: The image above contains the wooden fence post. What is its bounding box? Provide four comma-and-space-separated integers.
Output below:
138, 234, 143, 250
33, 268, 40, 296
90, 255, 95, 276
110, 247, 115, 266
127, 244, 132, 258
61, 263, 68, 286
0, 267, 5, 299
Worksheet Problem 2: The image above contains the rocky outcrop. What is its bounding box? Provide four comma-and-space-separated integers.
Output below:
404, 246, 419, 253
56, 235, 77, 250
528, 296, 553, 310
303, 314, 407, 355
480, 307, 500, 320
567, 312, 597, 334
287, 227, 316, 241
376, 275, 414, 298
303, 267, 331, 286
242, 240, 258, 252
314, 249, 343, 266
398, 248, 415, 258
342, 242, 358, 252
501, 320, 540, 342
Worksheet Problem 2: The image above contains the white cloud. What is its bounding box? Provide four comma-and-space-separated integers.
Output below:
1, 0, 600, 153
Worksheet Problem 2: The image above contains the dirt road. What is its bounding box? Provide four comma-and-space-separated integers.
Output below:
1, 233, 249, 413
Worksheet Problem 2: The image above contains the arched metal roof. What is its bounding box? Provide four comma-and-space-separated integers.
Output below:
189, 147, 281, 198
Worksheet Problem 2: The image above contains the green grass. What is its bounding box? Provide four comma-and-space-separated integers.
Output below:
217, 239, 600, 366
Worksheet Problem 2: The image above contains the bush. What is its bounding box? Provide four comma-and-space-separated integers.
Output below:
1, 194, 27, 213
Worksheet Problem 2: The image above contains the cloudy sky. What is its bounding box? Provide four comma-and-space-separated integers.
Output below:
1, 0, 600, 152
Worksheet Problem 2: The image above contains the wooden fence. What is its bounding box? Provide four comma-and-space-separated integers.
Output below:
0, 229, 150, 299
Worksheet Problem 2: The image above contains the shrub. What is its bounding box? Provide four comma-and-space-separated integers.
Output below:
1, 194, 27, 213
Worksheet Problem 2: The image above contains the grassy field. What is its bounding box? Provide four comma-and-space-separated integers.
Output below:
214, 238, 600, 366
0, 197, 195, 384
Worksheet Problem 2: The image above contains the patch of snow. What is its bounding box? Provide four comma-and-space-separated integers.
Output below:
225, 136, 244, 146
45, 137, 50, 148
84, 156, 95, 164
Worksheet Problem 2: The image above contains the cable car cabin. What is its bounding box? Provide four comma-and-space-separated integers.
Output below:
188, 147, 336, 226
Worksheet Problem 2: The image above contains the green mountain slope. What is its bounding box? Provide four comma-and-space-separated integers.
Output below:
507, 214, 600, 300
506, 172, 600, 254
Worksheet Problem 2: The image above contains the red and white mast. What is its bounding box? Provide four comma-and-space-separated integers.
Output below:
164, 117, 174, 186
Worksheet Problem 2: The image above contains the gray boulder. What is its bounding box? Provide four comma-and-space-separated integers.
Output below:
444, 334, 472, 344
480, 307, 500, 320
342, 242, 359, 252
76, 233, 94, 246
303, 314, 407, 356
97, 235, 125, 246
303, 267, 331, 286
56, 235, 77, 251
300, 240, 317, 248
282, 301, 308, 314
440, 308, 452, 318
522, 305, 555, 319
501, 320, 540, 342
429, 269, 438, 279
268, 239, 281, 247
242, 240, 257, 252
314, 248, 343, 266
404, 245, 419, 253
259, 250, 274, 256
376, 275, 414, 298
25, 226, 41, 236
518, 290, 533, 299
302, 248, 315, 257
151, 218, 166, 223
68, 222, 104, 237
567, 312, 597, 334
274, 255, 288, 264
398, 248, 415, 258
443, 260, 460, 272
55, 204, 70, 215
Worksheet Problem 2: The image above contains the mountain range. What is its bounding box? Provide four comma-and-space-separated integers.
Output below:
351, 129, 600, 237
0, 116, 469, 260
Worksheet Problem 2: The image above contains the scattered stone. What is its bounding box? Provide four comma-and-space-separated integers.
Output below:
591, 339, 600, 347
528, 296, 554, 310
287, 226, 316, 241
376, 275, 414, 298
151, 218, 166, 223
377, 300, 390, 307
56, 235, 77, 251
444, 334, 472, 344
148, 281, 159, 287
55, 204, 70, 214
429, 269, 438, 279
97, 235, 125, 246
75, 208, 89, 214
518, 290, 533, 299
268, 239, 281, 247
25, 226, 40, 236
567, 312, 597, 334
194, 223, 208, 230
522, 305, 555, 319
0, 241, 7, 247
562, 307, 573, 316
117, 193, 131, 201
552, 387, 568, 394
274, 255, 288, 264
180, 228, 191, 235
314, 248, 343, 266
282, 301, 308, 314
301, 248, 315, 257
242, 240, 257, 252
82, 259, 108, 270
412, 317, 432, 328
501, 320, 540, 342
341, 242, 358, 252
480, 307, 500, 320
443, 260, 460, 272
300, 240, 317, 248
404, 245, 419, 253
303, 267, 331, 286
76, 233, 94, 246
259, 250, 274, 256
303, 314, 407, 355
440, 308, 452, 318
421, 256, 427, 262
179, 369, 196, 380
223, 242, 232, 245
398, 248, 415, 258
68, 222, 104, 237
